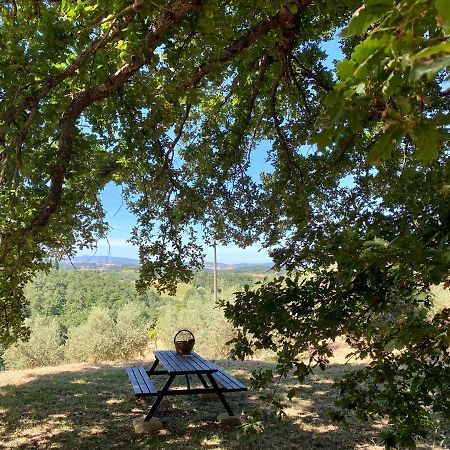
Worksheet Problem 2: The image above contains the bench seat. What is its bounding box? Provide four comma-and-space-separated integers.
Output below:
127, 367, 158, 397
211, 365, 247, 392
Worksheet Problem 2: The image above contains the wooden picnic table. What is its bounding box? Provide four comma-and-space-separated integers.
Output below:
126, 350, 247, 422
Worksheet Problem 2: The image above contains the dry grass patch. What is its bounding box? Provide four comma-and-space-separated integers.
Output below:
0, 355, 447, 450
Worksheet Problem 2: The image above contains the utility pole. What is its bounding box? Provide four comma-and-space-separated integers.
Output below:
213, 240, 218, 302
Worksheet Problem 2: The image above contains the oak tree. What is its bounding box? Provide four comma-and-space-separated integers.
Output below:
0, 0, 449, 445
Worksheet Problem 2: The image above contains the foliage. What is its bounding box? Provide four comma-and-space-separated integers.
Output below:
319, 0, 450, 166
3, 316, 64, 369
157, 286, 235, 358
114, 301, 155, 360
2, 268, 256, 367
65, 307, 118, 363
191, 271, 258, 293
64, 303, 153, 363
24, 268, 161, 328
222, 0, 450, 445
0, 0, 449, 445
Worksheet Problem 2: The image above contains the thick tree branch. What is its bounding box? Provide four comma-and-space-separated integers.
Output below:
1, 2, 139, 131
178, 5, 292, 91
0, 0, 204, 263
30, 0, 204, 231
0, 0, 317, 258
181, 0, 312, 91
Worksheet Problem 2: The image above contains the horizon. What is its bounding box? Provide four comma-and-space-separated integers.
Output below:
65, 253, 274, 266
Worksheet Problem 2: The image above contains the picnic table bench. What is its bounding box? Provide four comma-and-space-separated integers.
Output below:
126, 350, 247, 421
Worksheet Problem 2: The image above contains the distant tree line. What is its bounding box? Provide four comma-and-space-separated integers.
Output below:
24, 268, 161, 329
1, 268, 261, 369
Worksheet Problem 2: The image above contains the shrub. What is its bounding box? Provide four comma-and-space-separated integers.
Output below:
65, 304, 151, 363
3, 316, 64, 369
64, 307, 118, 363
157, 289, 235, 359
114, 302, 152, 360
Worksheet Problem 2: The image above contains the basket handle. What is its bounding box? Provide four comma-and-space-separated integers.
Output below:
174, 329, 195, 344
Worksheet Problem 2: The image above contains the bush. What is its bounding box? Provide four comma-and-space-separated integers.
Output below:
157, 288, 235, 359
114, 302, 152, 360
65, 304, 151, 363
65, 307, 118, 363
3, 316, 64, 369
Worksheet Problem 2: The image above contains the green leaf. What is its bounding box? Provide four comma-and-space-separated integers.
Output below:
367, 125, 404, 165
336, 60, 355, 80
435, 0, 450, 34
394, 97, 411, 115
288, 3, 298, 14
354, 82, 365, 94
410, 123, 443, 162
352, 35, 386, 66
410, 55, 450, 80
314, 129, 333, 151
382, 70, 402, 98
341, 2, 392, 38
410, 41, 450, 60
352, 36, 388, 79
61, 0, 70, 13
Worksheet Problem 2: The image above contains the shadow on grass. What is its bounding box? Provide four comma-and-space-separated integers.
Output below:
0, 360, 398, 449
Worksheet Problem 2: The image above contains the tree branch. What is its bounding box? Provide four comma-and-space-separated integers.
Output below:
168, 103, 192, 158
178, 10, 283, 90
291, 56, 332, 93
0, 0, 204, 263
287, 57, 312, 118
1, 1, 140, 134
29, 0, 204, 231
270, 76, 304, 184
218, 55, 272, 182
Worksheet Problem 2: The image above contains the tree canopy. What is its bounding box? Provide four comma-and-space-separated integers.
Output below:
0, 0, 449, 445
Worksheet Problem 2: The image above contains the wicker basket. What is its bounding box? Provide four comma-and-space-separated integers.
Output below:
174, 329, 195, 355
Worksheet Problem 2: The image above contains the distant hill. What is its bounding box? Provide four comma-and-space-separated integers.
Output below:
61, 255, 274, 271
60, 255, 140, 267
203, 262, 274, 272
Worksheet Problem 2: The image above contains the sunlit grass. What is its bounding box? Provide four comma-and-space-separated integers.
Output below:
162, 282, 193, 301
0, 353, 447, 450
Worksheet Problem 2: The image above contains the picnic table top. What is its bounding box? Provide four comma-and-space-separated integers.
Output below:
154, 350, 218, 375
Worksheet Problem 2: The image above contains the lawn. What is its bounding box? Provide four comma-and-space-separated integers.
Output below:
1, 350, 447, 450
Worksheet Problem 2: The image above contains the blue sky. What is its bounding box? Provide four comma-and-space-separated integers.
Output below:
78, 37, 343, 264
92, 181, 274, 263
86, 141, 275, 264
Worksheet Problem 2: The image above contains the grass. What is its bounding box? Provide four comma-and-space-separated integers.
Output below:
171, 283, 193, 301
1, 348, 448, 450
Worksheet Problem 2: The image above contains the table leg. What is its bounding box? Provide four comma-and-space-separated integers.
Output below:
147, 357, 160, 375
197, 373, 209, 388
206, 373, 235, 416
144, 373, 175, 421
